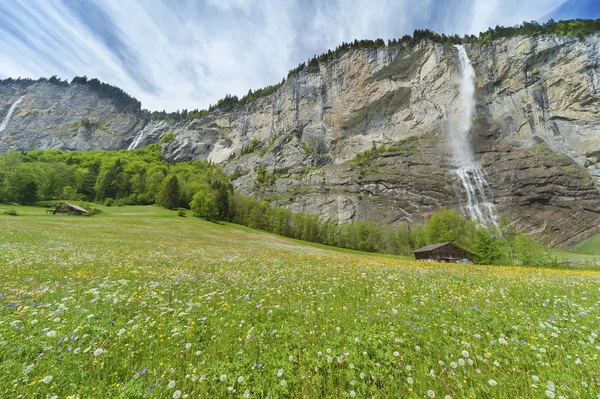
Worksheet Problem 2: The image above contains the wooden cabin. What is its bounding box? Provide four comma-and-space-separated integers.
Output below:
412, 242, 475, 263
50, 202, 88, 216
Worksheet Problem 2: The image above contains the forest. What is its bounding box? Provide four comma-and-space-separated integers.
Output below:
0, 146, 554, 266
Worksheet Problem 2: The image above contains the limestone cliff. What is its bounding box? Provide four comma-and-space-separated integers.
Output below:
1, 34, 599, 245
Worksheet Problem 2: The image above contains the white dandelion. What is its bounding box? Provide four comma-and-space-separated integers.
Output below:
238, 376, 244, 383
93, 348, 104, 356
173, 390, 182, 399
427, 390, 436, 398
43, 375, 53, 384
220, 374, 227, 382
488, 380, 498, 386
168, 380, 176, 388
280, 379, 287, 387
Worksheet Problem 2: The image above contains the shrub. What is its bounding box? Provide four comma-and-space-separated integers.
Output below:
3, 209, 18, 216
178, 210, 186, 217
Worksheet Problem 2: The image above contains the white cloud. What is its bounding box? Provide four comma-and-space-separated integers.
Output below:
0, 0, 570, 111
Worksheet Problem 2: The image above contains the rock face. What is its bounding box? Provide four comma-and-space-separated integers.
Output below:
1, 35, 599, 245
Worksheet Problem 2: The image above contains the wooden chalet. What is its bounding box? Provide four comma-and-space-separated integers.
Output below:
49, 202, 88, 216
412, 242, 475, 263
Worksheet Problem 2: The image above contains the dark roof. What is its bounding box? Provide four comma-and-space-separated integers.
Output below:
412, 242, 474, 255
57, 202, 88, 213
412, 242, 452, 253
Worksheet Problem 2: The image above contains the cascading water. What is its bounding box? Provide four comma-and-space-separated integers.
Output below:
127, 120, 165, 150
0, 96, 25, 133
452, 45, 498, 227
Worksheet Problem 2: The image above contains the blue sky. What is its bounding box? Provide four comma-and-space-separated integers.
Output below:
0, 0, 598, 112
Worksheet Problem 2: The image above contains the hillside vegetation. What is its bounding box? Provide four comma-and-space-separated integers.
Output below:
0, 148, 577, 266
0, 205, 599, 398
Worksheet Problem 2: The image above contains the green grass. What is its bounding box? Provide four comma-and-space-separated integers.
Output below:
1, 204, 599, 398
570, 233, 600, 256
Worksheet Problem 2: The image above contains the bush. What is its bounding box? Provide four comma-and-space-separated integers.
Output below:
3, 209, 18, 216
104, 198, 114, 207
178, 210, 186, 217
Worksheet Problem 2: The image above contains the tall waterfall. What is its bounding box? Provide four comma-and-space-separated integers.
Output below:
452, 45, 498, 227
0, 96, 25, 133
127, 120, 165, 150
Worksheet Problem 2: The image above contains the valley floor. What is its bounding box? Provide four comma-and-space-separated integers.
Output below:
0, 205, 599, 398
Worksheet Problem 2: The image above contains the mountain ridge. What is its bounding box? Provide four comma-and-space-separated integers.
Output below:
1, 29, 600, 245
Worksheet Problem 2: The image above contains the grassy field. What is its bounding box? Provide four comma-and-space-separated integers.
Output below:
571, 234, 600, 256
0, 204, 599, 398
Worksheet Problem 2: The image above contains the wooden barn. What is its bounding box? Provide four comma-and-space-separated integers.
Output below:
50, 202, 88, 216
412, 242, 475, 263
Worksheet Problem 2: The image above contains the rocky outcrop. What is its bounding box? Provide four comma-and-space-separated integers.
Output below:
0, 82, 145, 152
1, 35, 599, 245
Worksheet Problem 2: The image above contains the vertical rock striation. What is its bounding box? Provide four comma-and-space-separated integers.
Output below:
0, 35, 599, 245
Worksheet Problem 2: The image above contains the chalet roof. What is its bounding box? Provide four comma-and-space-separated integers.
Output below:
62, 203, 88, 213
412, 242, 452, 253
412, 242, 474, 255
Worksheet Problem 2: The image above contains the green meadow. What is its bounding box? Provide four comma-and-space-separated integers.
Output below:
0, 205, 599, 398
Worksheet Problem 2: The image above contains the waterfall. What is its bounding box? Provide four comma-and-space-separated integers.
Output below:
452, 45, 498, 227
127, 121, 165, 150
0, 96, 25, 133
127, 130, 145, 150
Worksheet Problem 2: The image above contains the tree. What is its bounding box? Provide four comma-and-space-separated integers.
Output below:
17, 181, 37, 204
473, 227, 501, 264
424, 209, 475, 248
190, 188, 218, 221
159, 175, 180, 209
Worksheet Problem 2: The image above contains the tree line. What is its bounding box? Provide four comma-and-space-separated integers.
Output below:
0, 147, 556, 266
4, 18, 597, 127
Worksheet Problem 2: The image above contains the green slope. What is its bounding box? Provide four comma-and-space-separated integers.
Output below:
1, 204, 600, 398
571, 233, 600, 255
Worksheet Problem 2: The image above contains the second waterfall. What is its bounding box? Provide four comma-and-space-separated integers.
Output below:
451, 45, 498, 227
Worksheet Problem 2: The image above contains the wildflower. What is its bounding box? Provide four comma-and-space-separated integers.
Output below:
427, 390, 436, 398
243, 390, 250, 398
393, 351, 399, 357
354, 337, 359, 343
277, 369, 284, 377
545, 391, 555, 398
415, 346, 421, 351
173, 390, 182, 399
237, 376, 244, 383
532, 375, 540, 382
461, 350, 469, 358
547, 381, 555, 391
137, 368, 148, 374
280, 379, 287, 386
350, 390, 356, 397
498, 338, 507, 345
289, 355, 294, 361
93, 349, 103, 356
43, 375, 53, 384
185, 343, 192, 349
407, 377, 414, 384
445, 396, 452, 399
87, 314, 94, 319
488, 380, 498, 386
46, 331, 56, 338
195, 351, 201, 356
168, 380, 176, 388
220, 374, 227, 382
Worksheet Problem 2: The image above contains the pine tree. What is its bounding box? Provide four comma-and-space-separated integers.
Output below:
160, 175, 180, 209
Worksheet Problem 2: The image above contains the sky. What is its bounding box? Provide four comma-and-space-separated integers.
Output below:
0, 0, 599, 112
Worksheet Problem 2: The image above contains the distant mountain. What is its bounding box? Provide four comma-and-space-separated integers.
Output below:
1, 28, 600, 245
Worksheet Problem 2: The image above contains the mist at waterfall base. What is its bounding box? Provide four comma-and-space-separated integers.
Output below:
451, 46, 499, 227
